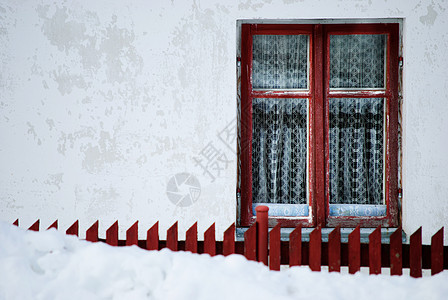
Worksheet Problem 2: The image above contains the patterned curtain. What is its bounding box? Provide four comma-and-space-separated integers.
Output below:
328, 34, 386, 208
329, 98, 384, 205
252, 35, 308, 89
252, 98, 308, 205
251, 34, 309, 206
330, 34, 386, 89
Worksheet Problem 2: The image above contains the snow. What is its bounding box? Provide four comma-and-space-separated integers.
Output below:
0, 222, 447, 300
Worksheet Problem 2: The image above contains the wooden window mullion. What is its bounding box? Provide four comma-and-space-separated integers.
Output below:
313, 24, 326, 227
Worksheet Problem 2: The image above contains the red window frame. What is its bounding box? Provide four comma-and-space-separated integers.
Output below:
240, 23, 399, 228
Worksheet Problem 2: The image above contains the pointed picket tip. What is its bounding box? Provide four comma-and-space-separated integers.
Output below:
47, 220, 58, 230
66, 220, 79, 236
185, 222, 198, 253
369, 226, 382, 275
204, 223, 216, 256
289, 224, 302, 267
167, 221, 178, 251
390, 226, 403, 276
244, 222, 257, 261
147, 221, 159, 251
223, 223, 236, 256
431, 227, 444, 276
328, 226, 341, 272
348, 225, 361, 274
28, 220, 40, 232
410, 226, 423, 278
86, 220, 99, 242
309, 226, 322, 271
106, 220, 119, 246
13, 219, 19, 226
269, 224, 281, 271
126, 221, 139, 246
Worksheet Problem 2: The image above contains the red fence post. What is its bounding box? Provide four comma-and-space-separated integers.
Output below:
289, 225, 302, 267
185, 222, 198, 253
204, 223, 216, 256
255, 205, 269, 265
431, 227, 444, 276
66, 220, 79, 237
369, 226, 382, 275
410, 227, 422, 278
328, 226, 341, 272
47, 220, 58, 230
349, 226, 360, 274
309, 226, 321, 271
86, 221, 99, 242
147, 222, 159, 250
244, 223, 257, 261
106, 221, 118, 246
223, 223, 235, 256
126, 221, 138, 246
28, 220, 40, 232
167, 222, 178, 251
269, 224, 281, 271
390, 226, 402, 275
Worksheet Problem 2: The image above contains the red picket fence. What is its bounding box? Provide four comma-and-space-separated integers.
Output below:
13, 211, 447, 278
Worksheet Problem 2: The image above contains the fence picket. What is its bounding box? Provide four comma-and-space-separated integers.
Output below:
147, 222, 159, 250
223, 223, 235, 256
431, 227, 444, 275
106, 221, 118, 246
309, 226, 321, 271
126, 221, 138, 246
390, 226, 402, 275
348, 226, 360, 274
66, 220, 79, 236
47, 220, 58, 230
328, 226, 341, 272
28, 220, 40, 232
289, 225, 302, 267
369, 226, 382, 274
255, 206, 269, 265
204, 223, 216, 256
185, 222, 198, 253
244, 223, 257, 261
86, 221, 99, 242
269, 224, 281, 271
167, 222, 178, 251
410, 227, 422, 278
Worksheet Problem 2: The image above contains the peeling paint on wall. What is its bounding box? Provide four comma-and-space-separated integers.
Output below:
419, 5, 438, 26
44, 173, 64, 190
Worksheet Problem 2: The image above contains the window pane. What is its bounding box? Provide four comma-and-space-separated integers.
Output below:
330, 34, 386, 89
329, 98, 384, 213
252, 98, 308, 210
252, 35, 309, 89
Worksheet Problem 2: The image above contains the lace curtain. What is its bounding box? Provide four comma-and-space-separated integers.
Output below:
329, 98, 384, 205
252, 35, 308, 89
252, 98, 308, 205
330, 34, 386, 89
251, 34, 309, 207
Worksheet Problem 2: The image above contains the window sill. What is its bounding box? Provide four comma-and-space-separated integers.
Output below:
235, 227, 406, 244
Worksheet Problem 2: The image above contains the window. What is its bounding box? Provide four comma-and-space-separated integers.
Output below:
239, 22, 399, 228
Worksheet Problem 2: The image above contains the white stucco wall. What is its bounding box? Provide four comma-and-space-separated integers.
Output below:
1, 0, 447, 243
